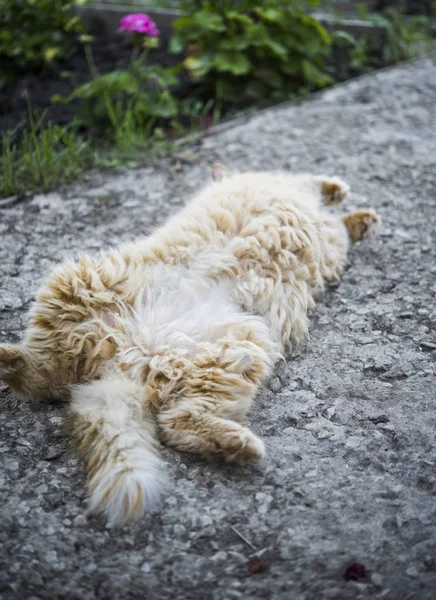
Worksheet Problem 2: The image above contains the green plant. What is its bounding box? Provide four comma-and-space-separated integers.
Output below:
54, 18, 180, 145
357, 3, 436, 64
0, 107, 91, 198
0, 0, 87, 73
170, 1, 333, 109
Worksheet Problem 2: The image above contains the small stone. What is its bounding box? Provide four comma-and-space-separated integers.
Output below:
9, 562, 21, 574
369, 415, 389, 424
421, 246, 430, 253
211, 551, 227, 562
269, 377, 282, 392
173, 523, 186, 535
141, 562, 151, 573
345, 437, 362, 449
44, 551, 58, 564
326, 406, 336, 420
73, 515, 87, 527
406, 566, 419, 578
44, 447, 64, 461
371, 573, 383, 586
344, 563, 366, 581
4, 458, 19, 471
248, 556, 268, 574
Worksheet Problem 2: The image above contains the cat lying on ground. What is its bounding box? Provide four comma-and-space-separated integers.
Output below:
0, 165, 379, 525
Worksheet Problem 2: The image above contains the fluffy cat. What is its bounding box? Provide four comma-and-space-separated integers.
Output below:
0, 166, 379, 525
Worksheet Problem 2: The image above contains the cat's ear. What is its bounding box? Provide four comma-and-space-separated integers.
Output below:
211, 163, 228, 182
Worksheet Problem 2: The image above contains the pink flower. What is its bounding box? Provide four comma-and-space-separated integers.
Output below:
118, 13, 160, 37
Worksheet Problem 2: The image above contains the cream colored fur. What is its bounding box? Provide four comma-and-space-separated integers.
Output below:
0, 168, 379, 525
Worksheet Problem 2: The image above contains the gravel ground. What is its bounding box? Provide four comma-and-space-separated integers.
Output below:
1, 55, 436, 600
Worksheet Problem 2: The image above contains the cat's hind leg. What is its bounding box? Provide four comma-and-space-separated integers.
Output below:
342, 210, 380, 243
157, 337, 273, 465
157, 398, 265, 465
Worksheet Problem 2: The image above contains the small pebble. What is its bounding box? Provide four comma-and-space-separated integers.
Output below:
269, 377, 282, 392
371, 573, 383, 586
73, 515, 87, 527
344, 563, 366, 581
369, 415, 389, 424
248, 556, 268, 574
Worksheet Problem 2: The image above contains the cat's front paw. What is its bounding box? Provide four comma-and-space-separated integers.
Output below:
320, 177, 350, 206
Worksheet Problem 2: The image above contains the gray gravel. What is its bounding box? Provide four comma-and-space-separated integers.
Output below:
1, 56, 436, 600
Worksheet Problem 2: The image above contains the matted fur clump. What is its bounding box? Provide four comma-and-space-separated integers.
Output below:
0, 166, 379, 525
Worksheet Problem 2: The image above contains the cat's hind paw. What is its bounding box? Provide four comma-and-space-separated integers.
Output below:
0, 344, 26, 380
222, 426, 266, 465
343, 209, 380, 243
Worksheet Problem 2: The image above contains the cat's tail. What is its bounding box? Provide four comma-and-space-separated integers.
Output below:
66, 372, 166, 526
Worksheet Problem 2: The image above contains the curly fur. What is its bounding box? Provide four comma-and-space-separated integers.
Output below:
0, 168, 379, 524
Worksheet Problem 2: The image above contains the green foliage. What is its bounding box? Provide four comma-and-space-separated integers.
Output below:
330, 5, 435, 77
0, 108, 91, 198
371, 8, 435, 64
0, 0, 87, 73
53, 38, 180, 144
170, 1, 333, 107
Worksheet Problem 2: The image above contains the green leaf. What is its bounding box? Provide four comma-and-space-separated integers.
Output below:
213, 52, 251, 76
194, 11, 225, 33
154, 90, 179, 118
172, 16, 195, 31
332, 30, 357, 46
43, 47, 59, 62
226, 12, 253, 26
281, 60, 301, 76
244, 23, 270, 47
51, 93, 70, 104
184, 54, 214, 80
302, 60, 333, 87
219, 37, 249, 52
265, 39, 287, 58
168, 36, 185, 54
307, 17, 331, 44
255, 8, 282, 23
142, 66, 178, 87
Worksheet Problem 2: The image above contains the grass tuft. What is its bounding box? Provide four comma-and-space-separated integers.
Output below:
1, 107, 92, 198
